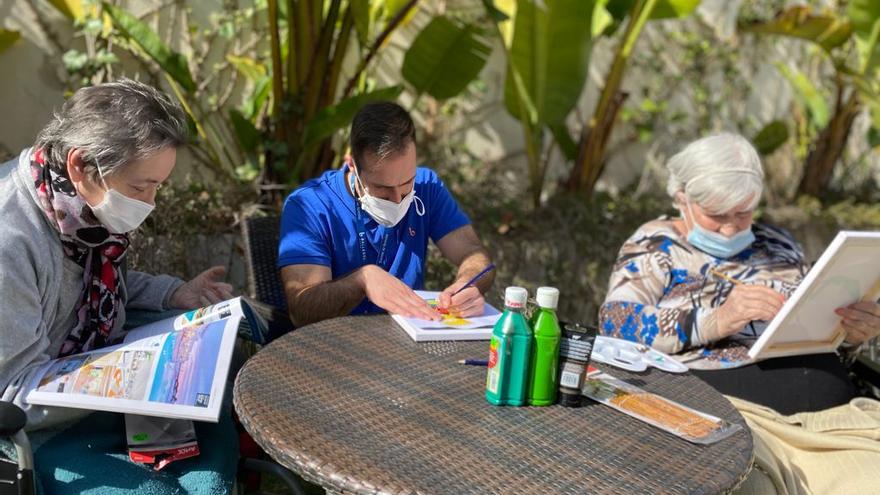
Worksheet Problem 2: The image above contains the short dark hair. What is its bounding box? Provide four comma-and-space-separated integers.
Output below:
349, 101, 415, 171
36, 78, 188, 179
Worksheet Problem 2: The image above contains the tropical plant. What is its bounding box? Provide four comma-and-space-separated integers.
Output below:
38, 1, 490, 203
739, 0, 880, 197
567, 0, 703, 196
0, 29, 21, 55
484, 0, 702, 207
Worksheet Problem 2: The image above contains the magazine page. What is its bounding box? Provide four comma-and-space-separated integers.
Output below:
236, 298, 271, 345
26, 315, 239, 422
124, 298, 246, 343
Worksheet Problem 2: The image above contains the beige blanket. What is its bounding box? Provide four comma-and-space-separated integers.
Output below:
731, 396, 880, 495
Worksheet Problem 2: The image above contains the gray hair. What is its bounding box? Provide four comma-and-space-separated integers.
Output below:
35, 78, 188, 179
666, 133, 764, 214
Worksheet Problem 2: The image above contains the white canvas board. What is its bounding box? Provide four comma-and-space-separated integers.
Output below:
749, 231, 880, 359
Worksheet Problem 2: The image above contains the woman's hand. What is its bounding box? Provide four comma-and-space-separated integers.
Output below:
836, 302, 880, 345
711, 284, 785, 341
169, 266, 235, 309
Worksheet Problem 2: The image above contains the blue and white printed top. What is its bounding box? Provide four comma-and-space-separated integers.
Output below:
599, 216, 808, 370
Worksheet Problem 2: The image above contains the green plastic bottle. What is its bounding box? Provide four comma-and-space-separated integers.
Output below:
486, 287, 533, 406
528, 287, 562, 406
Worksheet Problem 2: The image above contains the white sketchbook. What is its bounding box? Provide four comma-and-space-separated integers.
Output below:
749, 231, 880, 360
391, 290, 502, 342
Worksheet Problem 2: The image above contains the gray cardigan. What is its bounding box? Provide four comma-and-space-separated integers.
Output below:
0, 149, 184, 430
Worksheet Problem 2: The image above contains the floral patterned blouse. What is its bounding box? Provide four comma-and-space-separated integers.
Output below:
599, 216, 809, 370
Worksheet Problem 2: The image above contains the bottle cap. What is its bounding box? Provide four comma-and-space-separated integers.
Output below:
535, 287, 559, 309
504, 286, 528, 308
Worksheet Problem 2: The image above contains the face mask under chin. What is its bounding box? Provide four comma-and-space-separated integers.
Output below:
350, 164, 424, 228
684, 201, 755, 258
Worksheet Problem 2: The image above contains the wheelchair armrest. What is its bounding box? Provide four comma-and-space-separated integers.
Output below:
0, 401, 26, 437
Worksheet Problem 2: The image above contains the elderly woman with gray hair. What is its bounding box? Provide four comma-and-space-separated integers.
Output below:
0, 80, 237, 492
599, 133, 880, 415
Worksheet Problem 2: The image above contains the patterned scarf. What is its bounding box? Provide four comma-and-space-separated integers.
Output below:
29, 149, 130, 357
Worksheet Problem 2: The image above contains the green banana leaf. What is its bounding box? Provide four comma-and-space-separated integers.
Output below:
48, 0, 85, 20
650, 0, 700, 19
229, 109, 261, 154
848, 0, 880, 74
605, 0, 700, 23
776, 63, 830, 128
739, 6, 853, 52
227, 55, 266, 81
0, 29, 21, 54
351, 0, 371, 47
592, 0, 614, 37
503, 0, 595, 126
549, 122, 577, 160
301, 86, 403, 151
752, 120, 789, 155
402, 16, 491, 100
103, 3, 196, 92
242, 76, 271, 122
383, 0, 416, 23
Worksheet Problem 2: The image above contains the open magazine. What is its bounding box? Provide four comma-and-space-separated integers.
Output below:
25, 297, 268, 422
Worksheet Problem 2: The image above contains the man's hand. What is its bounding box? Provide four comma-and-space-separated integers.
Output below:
438, 281, 485, 318
169, 266, 235, 309
357, 265, 440, 321
837, 301, 880, 344
711, 284, 785, 341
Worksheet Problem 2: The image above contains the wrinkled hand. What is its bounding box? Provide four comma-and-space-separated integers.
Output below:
711, 284, 785, 341
169, 266, 235, 309
357, 265, 439, 321
836, 301, 880, 344
438, 281, 485, 318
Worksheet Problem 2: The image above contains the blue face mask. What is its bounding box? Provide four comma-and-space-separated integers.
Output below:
685, 202, 755, 258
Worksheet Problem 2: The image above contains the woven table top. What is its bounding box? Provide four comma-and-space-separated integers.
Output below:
234, 315, 753, 494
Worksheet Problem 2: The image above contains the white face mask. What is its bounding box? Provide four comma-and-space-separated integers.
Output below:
350, 164, 424, 228
89, 160, 155, 233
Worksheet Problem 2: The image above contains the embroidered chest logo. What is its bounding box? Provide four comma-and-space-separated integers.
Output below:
409, 227, 416, 237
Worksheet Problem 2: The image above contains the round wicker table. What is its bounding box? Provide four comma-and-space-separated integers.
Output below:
234, 315, 753, 494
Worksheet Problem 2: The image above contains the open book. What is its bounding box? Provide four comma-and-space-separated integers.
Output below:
748, 231, 880, 360
25, 297, 268, 422
391, 290, 502, 342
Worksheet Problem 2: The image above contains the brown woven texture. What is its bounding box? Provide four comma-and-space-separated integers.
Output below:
241, 214, 287, 311
234, 316, 753, 494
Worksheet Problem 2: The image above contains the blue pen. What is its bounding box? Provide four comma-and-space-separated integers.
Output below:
457, 359, 489, 366
451, 263, 496, 296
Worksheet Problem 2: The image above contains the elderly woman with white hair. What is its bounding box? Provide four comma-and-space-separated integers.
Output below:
599, 132, 880, 415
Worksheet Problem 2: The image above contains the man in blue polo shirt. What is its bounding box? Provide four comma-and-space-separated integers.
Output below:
278, 102, 494, 327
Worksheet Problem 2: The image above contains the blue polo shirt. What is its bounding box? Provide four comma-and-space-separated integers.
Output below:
278, 164, 470, 314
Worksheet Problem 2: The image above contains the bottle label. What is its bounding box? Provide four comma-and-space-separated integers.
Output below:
488, 337, 499, 369
560, 370, 581, 389
486, 337, 500, 394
